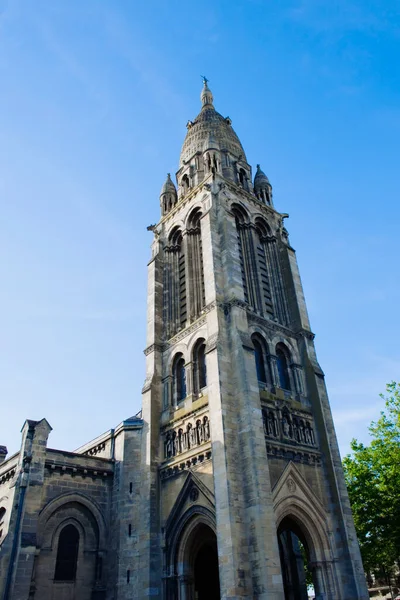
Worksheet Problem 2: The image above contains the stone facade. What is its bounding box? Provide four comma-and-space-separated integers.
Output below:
0, 81, 368, 599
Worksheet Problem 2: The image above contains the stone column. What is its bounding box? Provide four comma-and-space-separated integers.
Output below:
310, 561, 326, 600
269, 354, 280, 387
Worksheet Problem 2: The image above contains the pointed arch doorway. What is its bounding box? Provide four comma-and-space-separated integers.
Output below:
171, 512, 221, 600
191, 523, 220, 600
278, 516, 318, 600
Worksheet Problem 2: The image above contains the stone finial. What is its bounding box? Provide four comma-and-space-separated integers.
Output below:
201, 78, 214, 108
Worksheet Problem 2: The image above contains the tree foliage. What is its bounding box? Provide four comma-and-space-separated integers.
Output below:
343, 382, 400, 579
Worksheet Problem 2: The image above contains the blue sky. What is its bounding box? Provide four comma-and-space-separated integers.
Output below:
1, 0, 399, 457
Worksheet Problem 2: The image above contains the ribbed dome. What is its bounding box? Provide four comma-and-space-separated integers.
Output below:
180, 81, 246, 166
160, 173, 177, 196
254, 164, 271, 193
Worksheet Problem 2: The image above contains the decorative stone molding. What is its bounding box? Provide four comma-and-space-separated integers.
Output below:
143, 343, 164, 356
160, 450, 212, 480
45, 461, 114, 479
247, 311, 296, 339
84, 442, 106, 457
165, 316, 207, 347
286, 478, 296, 493
266, 443, 321, 466
0, 466, 17, 486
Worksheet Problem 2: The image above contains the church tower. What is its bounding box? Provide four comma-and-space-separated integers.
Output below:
139, 80, 368, 600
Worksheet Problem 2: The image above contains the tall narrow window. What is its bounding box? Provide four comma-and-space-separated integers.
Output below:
54, 524, 79, 581
182, 174, 190, 195
193, 339, 207, 395
252, 336, 267, 383
164, 228, 187, 338
254, 219, 274, 320
239, 168, 248, 191
255, 217, 289, 325
187, 209, 205, 321
276, 345, 291, 390
232, 205, 258, 308
173, 353, 186, 404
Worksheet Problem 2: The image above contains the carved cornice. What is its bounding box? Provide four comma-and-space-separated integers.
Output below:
163, 302, 217, 348
159, 449, 212, 480
0, 466, 17, 486
266, 442, 321, 466
165, 316, 207, 347
45, 461, 114, 479
143, 343, 164, 356
219, 178, 277, 218
84, 442, 106, 457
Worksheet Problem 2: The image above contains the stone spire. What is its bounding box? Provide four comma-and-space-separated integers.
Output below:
160, 173, 177, 197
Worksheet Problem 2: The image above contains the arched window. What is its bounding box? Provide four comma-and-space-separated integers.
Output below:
173, 353, 186, 404
0, 507, 5, 539
193, 339, 207, 395
232, 204, 258, 308
187, 209, 205, 320
54, 524, 79, 581
254, 218, 274, 320
252, 336, 267, 384
239, 168, 248, 190
182, 174, 190, 194
164, 228, 187, 337
254, 217, 289, 325
276, 344, 291, 390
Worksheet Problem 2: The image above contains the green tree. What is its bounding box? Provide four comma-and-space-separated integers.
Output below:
343, 382, 400, 586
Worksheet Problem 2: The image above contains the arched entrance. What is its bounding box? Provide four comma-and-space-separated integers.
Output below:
192, 524, 220, 600
170, 512, 220, 600
278, 516, 314, 600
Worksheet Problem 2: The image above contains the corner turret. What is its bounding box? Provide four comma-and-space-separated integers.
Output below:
160, 173, 178, 215
254, 164, 273, 206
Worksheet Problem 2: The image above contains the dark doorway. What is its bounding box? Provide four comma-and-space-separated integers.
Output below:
278, 517, 314, 600
194, 534, 220, 600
